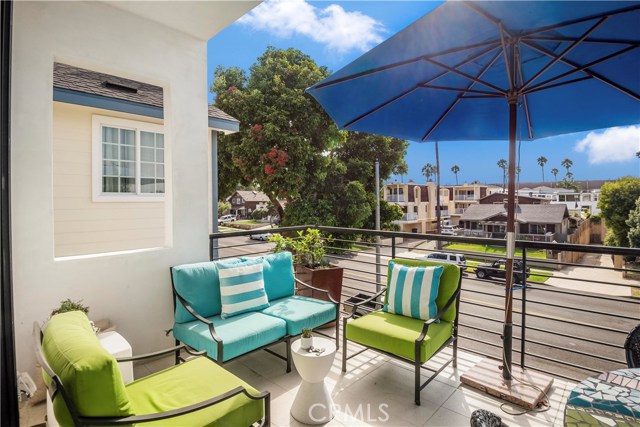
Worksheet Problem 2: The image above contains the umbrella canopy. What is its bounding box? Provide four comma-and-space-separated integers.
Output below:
307, 0, 640, 380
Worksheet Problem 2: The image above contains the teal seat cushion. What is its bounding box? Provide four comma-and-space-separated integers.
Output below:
172, 261, 226, 323
243, 251, 295, 301
346, 310, 453, 363
173, 311, 287, 362
42, 312, 133, 425
127, 357, 263, 426
261, 295, 337, 335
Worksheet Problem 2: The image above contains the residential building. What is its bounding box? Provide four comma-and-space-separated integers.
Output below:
443, 183, 489, 225
384, 181, 449, 232
459, 204, 570, 242
227, 190, 271, 218
480, 192, 551, 205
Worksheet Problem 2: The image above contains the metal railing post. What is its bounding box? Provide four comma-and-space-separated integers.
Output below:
520, 247, 527, 368
391, 237, 396, 259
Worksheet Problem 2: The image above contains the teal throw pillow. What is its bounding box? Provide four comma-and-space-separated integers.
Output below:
219, 258, 269, 319
383, 262, 443, 321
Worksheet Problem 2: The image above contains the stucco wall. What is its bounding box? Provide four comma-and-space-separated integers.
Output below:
12, 1, 211, 372
53, 102, 165, 257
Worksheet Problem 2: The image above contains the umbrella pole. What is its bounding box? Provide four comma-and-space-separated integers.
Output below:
503, 98, 518, 381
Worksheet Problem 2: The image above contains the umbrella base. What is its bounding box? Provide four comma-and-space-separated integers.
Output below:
460, 358, 553, 410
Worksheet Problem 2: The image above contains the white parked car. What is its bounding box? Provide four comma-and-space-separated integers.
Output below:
218, 214, 236, 225
249, 232, 272, 241
420, 252, 467, 270
441, 225, 460, 235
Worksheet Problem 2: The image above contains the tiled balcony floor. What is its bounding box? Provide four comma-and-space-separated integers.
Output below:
21, 332, 575, 427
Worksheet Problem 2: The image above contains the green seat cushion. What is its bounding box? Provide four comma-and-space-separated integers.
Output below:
173, 311, 286, 362
42, 312, 133, 425
346, 310, 453, 363
127, 357, 264, 426
261, 295, 336, 335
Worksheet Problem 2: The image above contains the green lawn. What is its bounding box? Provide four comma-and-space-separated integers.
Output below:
465, 260, 552, 283
446, 243, 547, 259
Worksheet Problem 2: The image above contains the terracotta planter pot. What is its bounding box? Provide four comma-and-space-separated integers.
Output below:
295, 264, 343, 328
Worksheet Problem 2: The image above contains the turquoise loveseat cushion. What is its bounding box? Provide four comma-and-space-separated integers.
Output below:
261, 295, 336, 335
173, 311, 287, 362
127, 357, 263, 426
42, 312, 133, 425
243, 251, 295, 301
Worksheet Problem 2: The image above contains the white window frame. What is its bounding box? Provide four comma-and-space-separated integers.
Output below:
92, 115, 165, 202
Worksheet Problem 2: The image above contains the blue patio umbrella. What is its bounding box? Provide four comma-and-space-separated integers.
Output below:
306, 1, 640, 380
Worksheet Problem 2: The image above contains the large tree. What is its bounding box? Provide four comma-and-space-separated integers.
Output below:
421, 163, 437, 182
212, 47, 339, 219
497, 159, 508, 191
627, 198, 640, 248
212, 47, 408, 230
451, 165, 460, 185
599, 176, 640, 247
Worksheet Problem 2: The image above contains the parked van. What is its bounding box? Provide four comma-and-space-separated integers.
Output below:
441, 225, 460, 235
420, 252, 467, 270
218, 214, 236, 225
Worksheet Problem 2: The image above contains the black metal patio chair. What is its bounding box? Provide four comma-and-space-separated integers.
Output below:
624, 323, 640, 368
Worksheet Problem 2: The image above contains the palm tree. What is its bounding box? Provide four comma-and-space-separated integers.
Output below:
497, 159, 508, 191
537, 156, 547, 182
561, 158, 573, 174
451, 165, 460, 185
516, 166, 522, 180
551, 168, 559, 187
421, 162, 437, 182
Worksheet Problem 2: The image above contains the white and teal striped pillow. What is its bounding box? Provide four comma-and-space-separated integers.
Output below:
383, 262, 444, 321
218, 258, 269, 319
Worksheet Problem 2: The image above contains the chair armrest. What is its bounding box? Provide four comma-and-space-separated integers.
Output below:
173, 291, 222, 343
294, 277, 340, 304
78, 386, 270, 426
416, 287, 461, 343
342, 287, 387, 319
115, 345, 207, 363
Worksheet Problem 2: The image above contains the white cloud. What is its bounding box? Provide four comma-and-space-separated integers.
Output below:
238, 0, 386, 54
574, 126, 640, 164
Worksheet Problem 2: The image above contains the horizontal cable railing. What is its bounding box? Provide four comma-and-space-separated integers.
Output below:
209, 225, 639, 382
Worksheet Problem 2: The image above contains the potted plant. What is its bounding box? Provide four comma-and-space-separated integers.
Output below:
301, 328, 313, 350
50, 298, 90, 317
270, 228, 343, 308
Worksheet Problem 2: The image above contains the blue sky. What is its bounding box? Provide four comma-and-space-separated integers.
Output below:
208, 0, 640, 186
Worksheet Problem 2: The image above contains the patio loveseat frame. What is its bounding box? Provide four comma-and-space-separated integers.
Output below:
342, 259, 462, 405
170, 251, 340, 372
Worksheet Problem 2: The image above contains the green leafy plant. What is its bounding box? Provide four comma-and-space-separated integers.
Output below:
270, 228, 332, 268
301, 328, 313, 338
50, 298, 89, 317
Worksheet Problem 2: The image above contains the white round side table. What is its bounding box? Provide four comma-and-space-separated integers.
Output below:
290, 336, 337, 425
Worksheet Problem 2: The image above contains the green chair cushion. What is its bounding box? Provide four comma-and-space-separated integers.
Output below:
346, 310, 453, 363
127, 357, 263, 426
42, 312, 133, 425
385, 259, 461, 324
243, 252, 295, 301
173, 311, 287, 362
261, 295, 336, 335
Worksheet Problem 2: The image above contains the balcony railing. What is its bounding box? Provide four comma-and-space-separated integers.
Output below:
398, 212, 418, 221
210, 226, 639, 384
386, 195, 405, 202
454, 194, 478, 201
454, 208, 465, 214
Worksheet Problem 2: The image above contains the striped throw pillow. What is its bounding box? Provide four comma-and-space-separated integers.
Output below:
383, 262, 444, 321
218, 258, 269, 319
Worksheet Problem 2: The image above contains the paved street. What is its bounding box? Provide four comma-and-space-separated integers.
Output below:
214, 233, 640, 381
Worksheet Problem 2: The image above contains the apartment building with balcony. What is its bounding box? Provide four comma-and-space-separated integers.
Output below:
443, 183, 489, 225
384, 181, 450, 233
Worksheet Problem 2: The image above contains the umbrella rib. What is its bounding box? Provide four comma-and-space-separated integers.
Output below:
522, 40, 640, 101
524, 76, 594, 95
425, 58, 507, 95
523, 45, 637, 95
516, 59, 533, 140
420, 85, 502, 96
521, 17, 608, 91
525, 36, 640, 46
341, 45, 501, 129
421, 49, 502, 141
312, 40, 500, 90
517, 3, 640, 39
